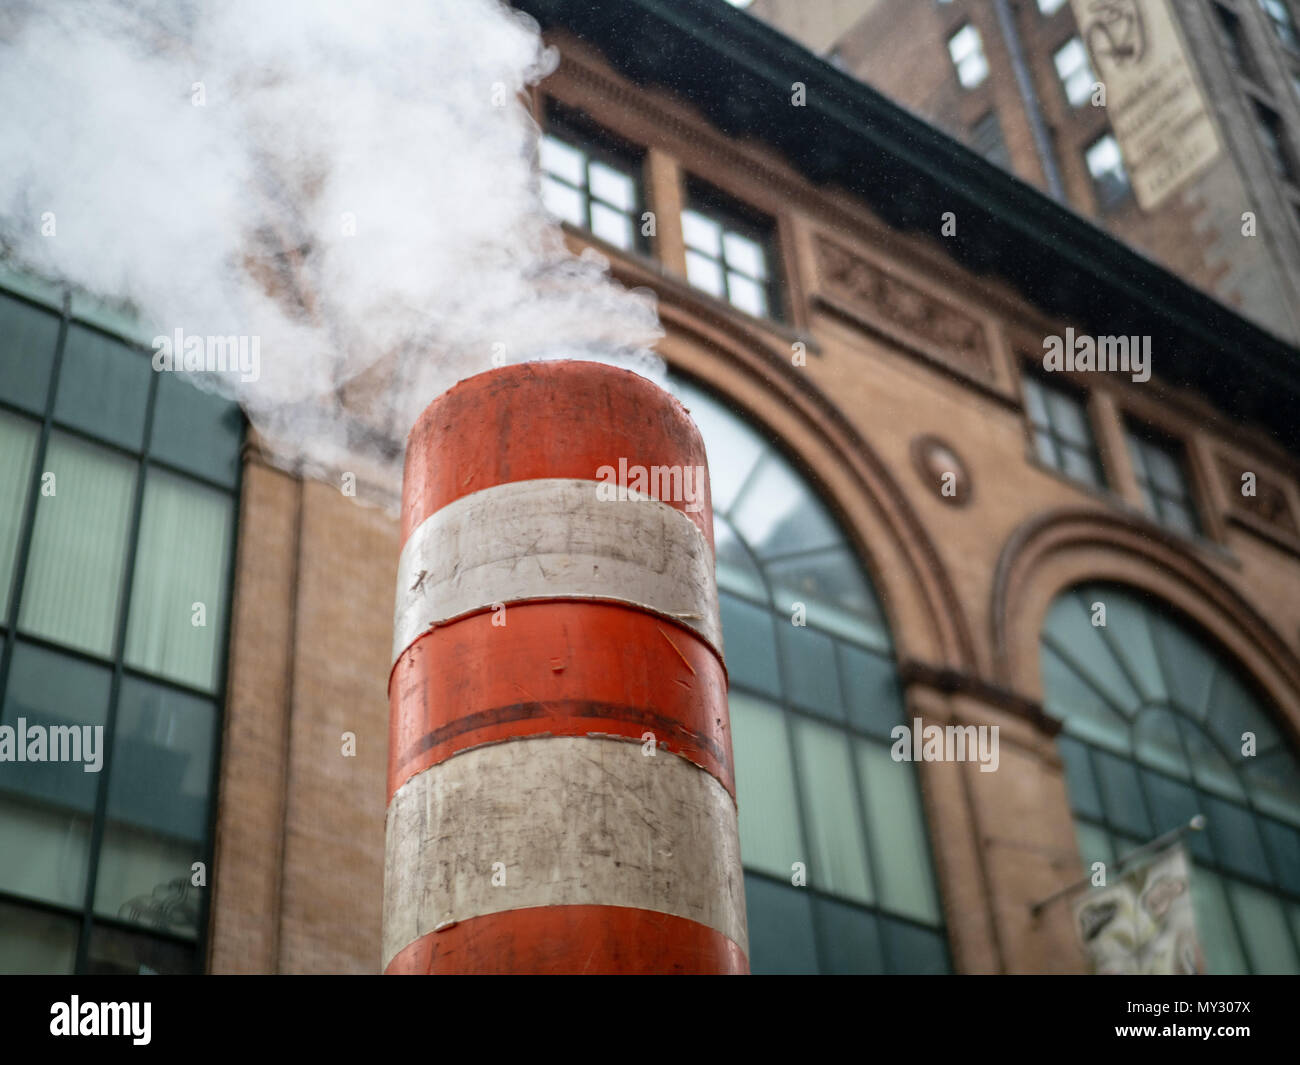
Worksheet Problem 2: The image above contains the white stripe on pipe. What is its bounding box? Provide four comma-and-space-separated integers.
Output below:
381, 734, 747, 968
392, 477, 723, 665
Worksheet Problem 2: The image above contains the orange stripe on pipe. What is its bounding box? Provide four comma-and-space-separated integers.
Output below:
400, 361, 714, 551
387, 600, 733, 801
384, 905, 748, 975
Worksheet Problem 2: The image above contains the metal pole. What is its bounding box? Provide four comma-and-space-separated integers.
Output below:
382, 360, 747, 973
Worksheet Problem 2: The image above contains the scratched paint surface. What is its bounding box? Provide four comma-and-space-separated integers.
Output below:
382, 734, 747, 968
392, 478, 723, 664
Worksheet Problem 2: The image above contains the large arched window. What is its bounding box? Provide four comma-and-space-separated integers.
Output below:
667, 376, 948, 974
1040, 582, 1300, 973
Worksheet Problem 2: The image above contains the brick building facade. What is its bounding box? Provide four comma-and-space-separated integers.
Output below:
749, 0, 1300, 346
2, 0, 1300, 974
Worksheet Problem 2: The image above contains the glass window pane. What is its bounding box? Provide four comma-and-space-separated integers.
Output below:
1259, 818, 1300, 895
1228, 880, 1300, 973
814, 895, 884, 974
1202, 795, 1270, 881
0, 411, 39, 620
87, 923, 195, 975
1040, 643, 1130, 753
729, 692, 802, 877
730, 456, 841, 560
1032, 429, 1057, 467
839, 643, 905, 739
0, 292, 61, 414
725, 272, 768, 317
722, 231, 767, 279
1087, 134, 1124, 179
778, 623, 843, 720
1092, 749, 1152, 838
768, 547, 889, 649
1190, 863, 1250, 974
1101, 593, 1167, 703
667, 381, 766, 514
857, 739, 941, 923
743, 873, 818, 974
879, 914, 949, 973
538, 134, 585, 187
1140, 771, 1213, 861
1183, 724, 1246, 801
93, 677, 215, 936
1044, 387, 1092, 447
53, 325, 150, 450
1142, 441, 1187, 496
1205, 667, 1278, 756
792, 718, 873, 902
18, 433, 137, 657
1243, 748, 1300, 826
1134, 708, 1187, 777
1158, 498, 1198, 537
719, 592, 782, 699
1022, 376, 1049, 427
587, 159, 635, 211
124, 469, 233, 692
540, 175, 585, 227
1043, 592, 1138, 712
1057, 735, 1104, 819
1074, 819, 1114, 870
685, 249, 725, 297
712, 520, 766, 601
1149, 611, 1218, 719
0, 642, 111, 907
151, 374, 242, 487
1059, 444, 1100, 487
0, 900, 78, 974
681, 209, 722, 256
589, 200, 634, 250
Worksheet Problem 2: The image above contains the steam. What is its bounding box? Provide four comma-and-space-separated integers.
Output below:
0, 0, 664, 502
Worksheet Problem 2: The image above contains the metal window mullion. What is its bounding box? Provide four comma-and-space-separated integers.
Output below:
1170, 716, 1259, 973
0, 292, 72, 687
73, 356, 161, 974
1040, 632, 1137, 723
194, 413, 246, 974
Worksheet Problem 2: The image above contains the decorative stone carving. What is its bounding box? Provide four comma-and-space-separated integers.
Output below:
814, 236, 993, 378
912, 434, 972, 506
1217, 455, 1297, 537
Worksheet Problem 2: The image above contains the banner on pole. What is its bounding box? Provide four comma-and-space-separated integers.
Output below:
1073, 843, 1207, 974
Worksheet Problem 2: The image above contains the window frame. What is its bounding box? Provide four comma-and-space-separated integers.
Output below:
1020, 368, 1108, 490
668, 373, 950, 974
680, 179, 785, 322
1084, 132, 1132, 210
1053, 35, 1098, 109
1124, 420, 1204, 537
538, 101, 651, 256
1042, 583, 1300, 973
947, 22, 990, 90
1259, 0, 1300, 52
0, 284, 244, 975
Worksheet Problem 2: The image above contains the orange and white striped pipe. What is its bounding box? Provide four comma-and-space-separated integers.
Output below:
383, 360, 748, 974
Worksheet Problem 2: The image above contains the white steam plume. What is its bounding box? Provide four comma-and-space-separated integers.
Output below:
0, 0, 664, 501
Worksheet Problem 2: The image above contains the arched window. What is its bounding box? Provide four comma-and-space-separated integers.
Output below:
1040, 582, 1300, 973
667, 375, 948, 974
